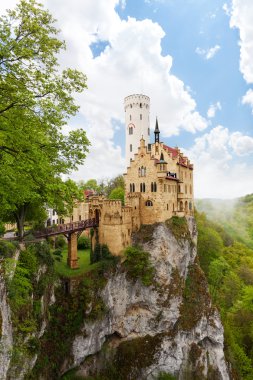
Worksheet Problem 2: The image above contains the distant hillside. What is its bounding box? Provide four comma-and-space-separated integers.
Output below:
195, 194, 253, 249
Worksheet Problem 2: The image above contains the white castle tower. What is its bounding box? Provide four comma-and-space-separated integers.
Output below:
124, 94, 150, 165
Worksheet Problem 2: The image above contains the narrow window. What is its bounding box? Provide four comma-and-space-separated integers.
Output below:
185, 185, 187, 194
154, 182, 157, 192
130, 184, 132, 192
140, 114, 142, 120
130, 114, 132, 121
148, 128, 150, 136
130, 144, 132, 152
143, 183, 145, 192
140, 183, 143, 192
140, 103, 142, 108
79, 215, 81, 221
133, 183, 135, 192
167, 204, 168, 210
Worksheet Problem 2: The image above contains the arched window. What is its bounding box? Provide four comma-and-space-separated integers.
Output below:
167, 204, 169, 210
146, 200, 153, 207
180, 201, 183, 211
189, 202, 192, 210
141, 166, 145, 176
140, 183, 143, 192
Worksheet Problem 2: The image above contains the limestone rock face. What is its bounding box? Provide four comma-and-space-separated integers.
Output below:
72, 217, 230, 379
0, 273, 13, 380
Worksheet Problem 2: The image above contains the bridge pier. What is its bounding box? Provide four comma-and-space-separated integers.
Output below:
67, 232, 79, 269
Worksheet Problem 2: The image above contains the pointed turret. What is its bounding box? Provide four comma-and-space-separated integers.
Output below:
154, 117, 160, 143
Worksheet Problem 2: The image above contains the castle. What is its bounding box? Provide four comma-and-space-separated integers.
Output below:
87, 94, 194, 255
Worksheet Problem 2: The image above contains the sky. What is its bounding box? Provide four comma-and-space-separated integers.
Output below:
1, 0, 253, 199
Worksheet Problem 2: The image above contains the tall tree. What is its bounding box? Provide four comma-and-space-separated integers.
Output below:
0, 0, 90, 238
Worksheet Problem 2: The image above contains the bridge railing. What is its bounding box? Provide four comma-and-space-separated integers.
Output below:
34, 218, 97, 238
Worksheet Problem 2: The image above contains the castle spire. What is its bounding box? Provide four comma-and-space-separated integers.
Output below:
154, 117, 160, 143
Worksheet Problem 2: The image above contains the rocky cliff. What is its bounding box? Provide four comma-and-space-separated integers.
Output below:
0, 217, 230, 379
69, 217, 229, 379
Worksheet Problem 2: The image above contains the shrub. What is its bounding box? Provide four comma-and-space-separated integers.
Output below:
124, 246, 154, 286
55, 235, 66, 248
77, 235, 90, 249
0, 241, 17, 258
0, 221, 5, 236
53, 248, 63, 257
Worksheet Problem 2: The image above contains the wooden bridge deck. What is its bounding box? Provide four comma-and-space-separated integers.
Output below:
34, 218, 98, 238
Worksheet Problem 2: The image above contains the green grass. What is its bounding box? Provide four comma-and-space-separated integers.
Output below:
52, 247, 100, 278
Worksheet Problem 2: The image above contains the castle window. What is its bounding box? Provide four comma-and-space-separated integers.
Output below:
146, 200, 153, 207
140, 114, 142, 120
140, 183, 145, 192
140, 103, 142, 108
130, 114, 132, 121
140, 183, 142, 192
154, 182, 157, 192
180, 201, 184, 211
133, 183, 135, 192
129, 127, 133, 135
130, 184, 132, 192
130, 144, 132, 152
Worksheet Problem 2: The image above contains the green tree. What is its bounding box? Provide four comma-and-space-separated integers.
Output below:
109, 187, 124, 203
0, 0, 89, 238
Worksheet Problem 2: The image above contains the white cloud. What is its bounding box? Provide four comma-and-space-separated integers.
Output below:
196, 45, 221, 60
183, 126, 253, 198
230, 0, 253, 83
223, 3, 231, 16
242, 89, 253, 112
230, 132, 253, 156
207, 102, 222, 118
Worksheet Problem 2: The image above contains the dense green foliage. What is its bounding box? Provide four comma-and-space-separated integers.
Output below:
79, 175, 125, 198
196, 203, 253, 379
124, 246, 155, 286
77, 235, 90, 249
0, 0, 89, 238
196, 193, 253, 249
108, 187, 125, 204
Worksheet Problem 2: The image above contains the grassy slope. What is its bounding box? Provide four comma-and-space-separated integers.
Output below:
52, 248, 100, 277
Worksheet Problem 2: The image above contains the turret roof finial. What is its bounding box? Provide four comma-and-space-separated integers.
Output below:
154, 116, 160, 143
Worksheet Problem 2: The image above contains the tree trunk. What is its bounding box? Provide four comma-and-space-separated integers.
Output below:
14, 204, 27, 241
